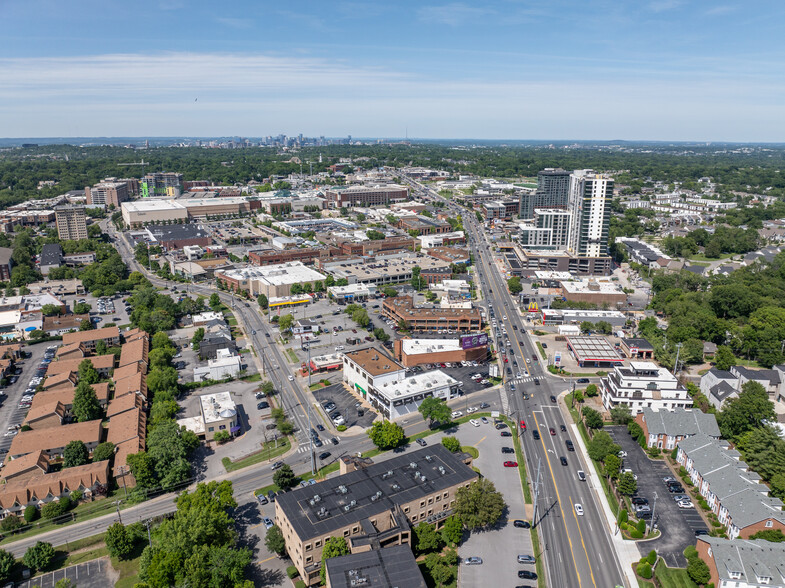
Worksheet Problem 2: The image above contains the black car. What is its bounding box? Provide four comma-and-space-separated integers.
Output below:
550, 395, 557, 403
495, 423, 506, 430
502, 447, 515, 454
631, 497, 649, 506
318, 452, 331, 460
560, 456, 568, 466
257, 401, 269, 410
316, 424, 325, 432
500, 431, 512, 437
560, 425, 566, 432
267, 490, 276, 502
313, 438, 323, 448
576, 378, 590, 384
565, 440, 574, 451
534, 379, 540, 386
330, 437, 339, 445
518, 570, 537, 580
513, 519, 531, 528
668, 485, 685, 493
532, 430, 541, 440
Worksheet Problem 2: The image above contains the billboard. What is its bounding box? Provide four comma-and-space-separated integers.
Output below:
460, 333, 488, 350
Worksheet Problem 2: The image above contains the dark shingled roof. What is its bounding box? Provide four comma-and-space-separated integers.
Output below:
276, 444, 476, 542
325, 545, 427, 588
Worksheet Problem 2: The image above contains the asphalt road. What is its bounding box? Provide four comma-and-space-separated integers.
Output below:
411, 177, 627, 588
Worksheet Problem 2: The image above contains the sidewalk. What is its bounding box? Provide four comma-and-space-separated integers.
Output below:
560, 391, 639, 588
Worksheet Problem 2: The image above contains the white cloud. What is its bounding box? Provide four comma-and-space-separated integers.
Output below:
216, 17, 254, 29
648, 0, 681, 13
0, 52, 783, 140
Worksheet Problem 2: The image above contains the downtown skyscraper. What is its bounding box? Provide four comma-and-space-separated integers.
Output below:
567, 170, 614, 257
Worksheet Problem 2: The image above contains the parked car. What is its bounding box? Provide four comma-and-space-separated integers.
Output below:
518, 570, 537, 580
257, 494, 268, 505
503, 461, 518, 468
500, 431, 512, 437
416, 438, 427, 447
513, 519, 531, 529
463, 557, 483, 565
263, 517, 275, 530
517, 555, 536, 564
502, 447, 515, 454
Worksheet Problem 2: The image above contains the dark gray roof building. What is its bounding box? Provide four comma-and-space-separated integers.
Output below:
325, 545, 426, 588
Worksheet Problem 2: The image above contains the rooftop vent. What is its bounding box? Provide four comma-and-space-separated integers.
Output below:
438, 466, 446, 475
382, 470, 394, 479
409, 462, 418, 469
391, 483, 401, 491
338, 485, 348, 494
425, 455, 433, 462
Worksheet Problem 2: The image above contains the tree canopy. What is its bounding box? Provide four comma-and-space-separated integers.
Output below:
454, 478, 506, 530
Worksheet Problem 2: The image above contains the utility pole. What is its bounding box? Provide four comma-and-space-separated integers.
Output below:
531, 457, 543, 527
144, 519, 153, 547
114, 500, 123, 524
673, 342, 683, 376
307, 404, 316, 475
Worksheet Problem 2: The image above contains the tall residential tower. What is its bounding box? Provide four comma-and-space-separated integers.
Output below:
567, 170, 614, 257
520, 168, 571, 219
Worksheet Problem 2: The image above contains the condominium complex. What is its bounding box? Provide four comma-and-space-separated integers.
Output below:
274, 445, 477, 584
85, 181, 129, 207
141, 172, 183, 197
519, 167, 571, 218
519, 208, 572, 250
567, 169, 614, 257
54, 205, 88, 241
600, 361, 693, 413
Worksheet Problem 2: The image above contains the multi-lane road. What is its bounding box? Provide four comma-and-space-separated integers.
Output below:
407, 177, 626, 588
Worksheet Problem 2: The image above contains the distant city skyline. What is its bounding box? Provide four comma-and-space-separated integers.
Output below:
2, 0, 784, 141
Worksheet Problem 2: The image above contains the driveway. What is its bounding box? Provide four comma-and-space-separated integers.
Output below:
606, 425, 707, 567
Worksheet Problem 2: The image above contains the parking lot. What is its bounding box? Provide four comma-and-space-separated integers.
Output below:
311, 383, 377, 431
16, 556, 114, 588
606, 425, 708, 567
0, 342, 54, 457
456, 420, 535, 588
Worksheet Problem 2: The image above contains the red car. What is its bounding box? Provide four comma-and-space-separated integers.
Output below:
504, 358, 508, 363
549, 427, 556, 435
504, 461, 518, 468
519, 419, 526, 430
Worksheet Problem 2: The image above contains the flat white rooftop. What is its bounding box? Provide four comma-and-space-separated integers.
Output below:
220, 261, 326, 286
121, 200, 185, 212
377, 369, 458, 400
401, 339, 463, 356
199, 391, 237, 424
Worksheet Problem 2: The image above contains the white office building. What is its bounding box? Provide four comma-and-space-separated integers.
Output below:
568, 170, 614, 257
601, 361, 693, 414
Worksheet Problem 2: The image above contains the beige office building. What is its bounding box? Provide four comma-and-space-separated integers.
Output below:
55, 206, 88, 241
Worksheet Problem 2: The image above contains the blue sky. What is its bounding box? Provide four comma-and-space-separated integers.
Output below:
1, 0, 784, 140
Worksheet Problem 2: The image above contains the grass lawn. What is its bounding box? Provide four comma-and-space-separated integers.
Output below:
689, 252, 735, 262
536, 341, 547, 360
530, 526, 546, 588
112, 541, 146, 588
285, 348, 298, 364
638, 581, 655, 588
654, 560, 698, 588
241, 373, 262, 382
222, 437, 291, 473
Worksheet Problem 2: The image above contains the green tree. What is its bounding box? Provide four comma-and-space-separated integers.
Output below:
0, 549, 14, 583
73, 302, 91, 314
418, 396, 451, 426
273, 464, 298, 491
290, 283, 303, 296
507, 276, 522, 294
261, 380, 275, 396
41, 304, 62, 316
454, 478, 506, 530
373, 327, 390, 341
191, 327, 205, 351
77, 359, 99, 385
367, 420, 406, 450
95, 340, 108, 356
320, 537, 350, 583
63, 440, 89, 468
351, 308, 369, 328
617, 471, 638, 495
24, 504, 39, 523
256, 293, 268, 309
603, 454, 622, 480
146, 366, 179, 394
264, 525, 287, 556
441, 515, 464, 546
686, 557, 711, 585
585, 383, 598, 397
278, 313, 294, 333
586, 431, 621, 462
720, 381, 775, 439
714, 345, 736, 371
749, 529, 785, 542
382, 286, 397, 297
610, 406, 633, 425
127, 452, 157, 489
105, 522, 134, 560
414, 522, 443, 555
583, 407, 604, 429
79, 319, 94, 331
441, 436, 462, 453
92, 441, 115, 462
23, 541, 56, 572
0, 515, 22, 532
72, 381, 102, 422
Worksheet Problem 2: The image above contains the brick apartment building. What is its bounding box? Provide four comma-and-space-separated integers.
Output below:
334, 236, 416, 256
274, 445, 477, 585
85, 181, 129, 207
382, 296, 481, 333
324, 185, 409, 208
249, 247, 340, 267
393, 337, 488, 367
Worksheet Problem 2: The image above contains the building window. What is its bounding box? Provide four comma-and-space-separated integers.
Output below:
352, 526, 359, 534
443, 492, 448, 499
428, 498, 433, 505
403, 506, 409, 513
766, 520, 774, 528
208, 427, 214, 432
315, 540, 321, 548
306, 556, 312, 563
412, 515, 418, 522
219, 425, 226, 430
344, 530, 350, 537
305, 544, 311, 551
420, 501, 425, 508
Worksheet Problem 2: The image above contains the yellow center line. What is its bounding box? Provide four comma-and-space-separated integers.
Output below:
473, 435, 486, 448
570, 494, 599, 588
259, 555, 278, 564
532, 411, 584, 588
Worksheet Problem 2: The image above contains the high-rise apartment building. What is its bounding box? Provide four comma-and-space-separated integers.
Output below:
140, 172, 183, 197
55, 206, 88, 241
520, 208, 572, 250
520, 168, 571, 219
85, 181, 129, 208
567, 170, 614, 257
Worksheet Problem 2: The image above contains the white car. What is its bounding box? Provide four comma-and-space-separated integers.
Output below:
469, 419, 480, 427
332, 415, 345, 426
466, 406, 478, 414
451, 411, 463, 418
574, 504, 584, 516
288, 375, 294, 381
677, 500, 694, 509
